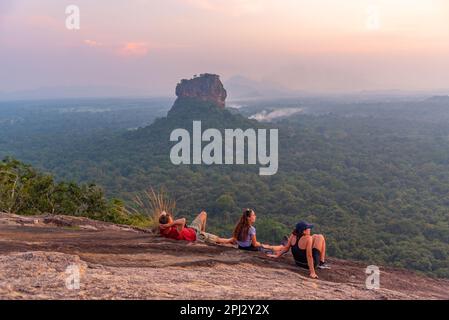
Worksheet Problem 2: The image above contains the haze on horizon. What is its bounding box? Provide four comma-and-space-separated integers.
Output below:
1, 0, 449, 98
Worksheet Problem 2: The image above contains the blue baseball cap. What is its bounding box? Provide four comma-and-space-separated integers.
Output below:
295, 221, 314, 234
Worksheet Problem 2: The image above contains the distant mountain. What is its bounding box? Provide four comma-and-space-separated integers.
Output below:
426, 95, 449, 103
224, 75, 296, 100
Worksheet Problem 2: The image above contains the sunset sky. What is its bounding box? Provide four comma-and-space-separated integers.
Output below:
1, 0, 449, 95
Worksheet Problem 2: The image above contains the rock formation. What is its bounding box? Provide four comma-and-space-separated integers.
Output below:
175, 73, 227, 108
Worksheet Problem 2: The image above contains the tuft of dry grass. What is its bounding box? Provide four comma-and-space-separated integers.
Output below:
125, 187, 176, 228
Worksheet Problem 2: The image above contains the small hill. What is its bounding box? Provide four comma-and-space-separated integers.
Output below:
1, 213, 448, 300
124, 73, 265, 155
144, 73, 260, 129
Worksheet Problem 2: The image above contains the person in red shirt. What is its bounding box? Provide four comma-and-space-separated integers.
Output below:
159, 210, 233, 244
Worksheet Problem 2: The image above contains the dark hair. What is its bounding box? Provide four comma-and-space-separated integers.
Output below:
159, 214, 169, 225
232, 208, 254, 241
292, 228, 308, 239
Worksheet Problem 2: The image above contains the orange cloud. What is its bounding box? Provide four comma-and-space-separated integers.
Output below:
118, 42, 149, 57
28, 15, 60, 29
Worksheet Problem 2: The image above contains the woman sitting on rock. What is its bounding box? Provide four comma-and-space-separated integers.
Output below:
231, 208, 276, 252
268, 221, 330, 278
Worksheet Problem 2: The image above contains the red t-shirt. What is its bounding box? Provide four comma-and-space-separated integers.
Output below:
160, 226, 197, 242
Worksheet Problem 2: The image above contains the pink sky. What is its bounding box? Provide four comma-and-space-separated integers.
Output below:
1, 0, 449, 95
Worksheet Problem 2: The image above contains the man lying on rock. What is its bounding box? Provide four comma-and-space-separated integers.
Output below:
158, 210, 234, 244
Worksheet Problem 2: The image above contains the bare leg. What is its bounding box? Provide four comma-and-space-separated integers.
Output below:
270, 245, 285, 252
196, 211, 236, 245
198, 211, 207, 232
312, 234, 326, 262
216, 237, 235, 244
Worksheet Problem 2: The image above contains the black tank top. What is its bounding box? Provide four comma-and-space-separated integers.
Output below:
291, 235, 308, 264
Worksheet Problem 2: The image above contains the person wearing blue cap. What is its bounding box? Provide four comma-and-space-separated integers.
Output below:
268, 221, 329, 278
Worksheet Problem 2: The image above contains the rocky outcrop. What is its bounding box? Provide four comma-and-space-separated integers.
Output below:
175, 73, 227, 108
1, 213, 449, 300
0, 212, 151, 233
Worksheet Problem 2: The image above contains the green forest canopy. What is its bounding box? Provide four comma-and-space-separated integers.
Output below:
1, 97, 449, 278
